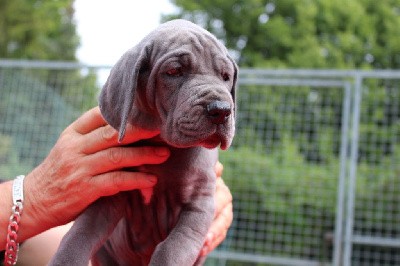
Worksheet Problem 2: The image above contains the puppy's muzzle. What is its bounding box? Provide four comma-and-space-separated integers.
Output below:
206, 100, 232, 124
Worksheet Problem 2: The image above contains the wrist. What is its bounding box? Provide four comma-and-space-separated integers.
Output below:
4, 170, 51, 247
18, 170, 51, 239
0, 181, 13, 248
4, 175, 25, 265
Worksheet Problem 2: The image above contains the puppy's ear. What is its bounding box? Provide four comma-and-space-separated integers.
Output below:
228, 55, 238, 115
99, 46, 149, 141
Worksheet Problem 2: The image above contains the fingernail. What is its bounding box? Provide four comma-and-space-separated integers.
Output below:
154, 147, 170, 157
201, 246, 208, 255
206, 232, 214, 244
102, 125, 117, 140
145, 174, 158, 184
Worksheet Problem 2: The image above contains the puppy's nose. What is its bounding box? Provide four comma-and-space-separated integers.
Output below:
206, 100, 231, 124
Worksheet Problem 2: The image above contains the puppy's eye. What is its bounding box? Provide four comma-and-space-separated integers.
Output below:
222, 73, 230, 81
166, 67, 183, 77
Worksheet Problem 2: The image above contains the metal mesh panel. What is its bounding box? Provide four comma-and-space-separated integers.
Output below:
350, 79, 400, 266
1, 61, 399, 266
216, 81, 347, 266
0, 62, 103, 178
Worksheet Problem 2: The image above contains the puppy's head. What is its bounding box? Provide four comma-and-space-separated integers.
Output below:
99, 19, 237, 150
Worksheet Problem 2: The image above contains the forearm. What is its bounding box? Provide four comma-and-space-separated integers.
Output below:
0, 171, 50, 249
0, 180, 13, 248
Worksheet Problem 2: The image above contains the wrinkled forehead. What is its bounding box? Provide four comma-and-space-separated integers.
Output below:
170, 27, 221, 48
146, 23, 232, 69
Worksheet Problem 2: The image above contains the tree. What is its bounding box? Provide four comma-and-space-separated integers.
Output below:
0, 0, 79, 60
163, 0, 400, 69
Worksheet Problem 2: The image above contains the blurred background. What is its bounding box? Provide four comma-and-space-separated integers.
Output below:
0, 0, 399, 265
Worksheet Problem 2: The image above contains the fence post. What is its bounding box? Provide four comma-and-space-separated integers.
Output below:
343, 74, 363, 266
333, 82, 352, 266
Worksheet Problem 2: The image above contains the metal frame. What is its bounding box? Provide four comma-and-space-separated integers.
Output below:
227, 69, 400, 265
2, 60, 400, 265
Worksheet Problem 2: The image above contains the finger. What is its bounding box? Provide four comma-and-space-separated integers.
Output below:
120, 123, 161, 144
200, 176, 233, 256
69, 107, 107, 135
79, 124, 121, 154
92, 171, 159, 197
81, 124, 161, 154
201, 201, 233, 256
214, 177, 232, 216
84, 146, 170, 175
215, 161, 223, 178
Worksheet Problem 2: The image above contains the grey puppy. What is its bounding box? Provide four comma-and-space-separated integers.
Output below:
49, 19, 237, 266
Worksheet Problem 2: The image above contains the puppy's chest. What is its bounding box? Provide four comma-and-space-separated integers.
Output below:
116, 164, 215, 252
106, 149, 217, 262
137, 163, 213, 205
134, 145, 217, 204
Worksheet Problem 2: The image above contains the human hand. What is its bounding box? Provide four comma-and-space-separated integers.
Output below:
201, 162, 233, 256
21, 107, 170, 239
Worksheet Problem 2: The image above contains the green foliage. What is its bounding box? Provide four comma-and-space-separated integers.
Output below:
0, 0, 79, 60
212, 81, 400, 261
219, 142, 337, 260
42, 68, 99, 112
0, 134, 32, 179
222, 136, 338, 212
0, 1, 100, 178
0, 68, 83, 170
164, 0, 400, 68
0, 67, 99, 181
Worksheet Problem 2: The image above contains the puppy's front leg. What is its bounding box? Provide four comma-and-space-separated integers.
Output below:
149, 196, 214, 266
48, 194, 127, 266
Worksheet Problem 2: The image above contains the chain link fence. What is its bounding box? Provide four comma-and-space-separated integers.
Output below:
0, 60, 399, 265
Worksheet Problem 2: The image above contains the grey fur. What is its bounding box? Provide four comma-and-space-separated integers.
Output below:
49, 19, 237, 266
